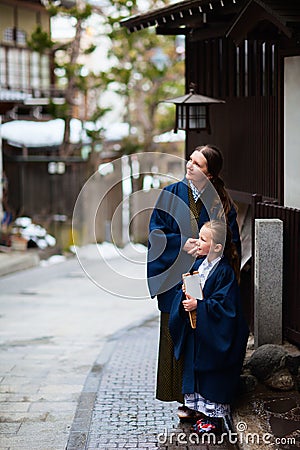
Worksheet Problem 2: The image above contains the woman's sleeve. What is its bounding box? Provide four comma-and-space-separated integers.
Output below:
147, 189, 190, 298
168, 286, 189, 360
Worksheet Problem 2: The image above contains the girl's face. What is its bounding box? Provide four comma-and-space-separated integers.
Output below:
197, 225, 213, 256
197, 225, 223, 259
186, 151, 211, 189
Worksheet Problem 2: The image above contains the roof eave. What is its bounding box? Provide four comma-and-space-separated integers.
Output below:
120, 0, 229, 32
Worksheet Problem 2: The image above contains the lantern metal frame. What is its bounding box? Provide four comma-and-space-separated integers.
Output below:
164, 87, 225, 133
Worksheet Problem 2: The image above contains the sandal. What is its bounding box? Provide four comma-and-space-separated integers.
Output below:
191, 417, 221, 434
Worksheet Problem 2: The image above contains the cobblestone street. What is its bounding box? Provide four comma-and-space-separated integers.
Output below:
67, 317, 235, 450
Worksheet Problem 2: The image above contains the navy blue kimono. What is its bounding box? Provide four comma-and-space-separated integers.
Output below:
147, 179, 241, 313
168, 257, 249, 404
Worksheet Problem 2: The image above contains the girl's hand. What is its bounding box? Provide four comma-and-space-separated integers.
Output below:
182, 293, 197, 311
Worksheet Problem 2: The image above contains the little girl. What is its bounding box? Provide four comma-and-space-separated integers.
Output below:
169, 220, 249, 434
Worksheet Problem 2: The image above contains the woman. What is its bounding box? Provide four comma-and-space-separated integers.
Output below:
147, 145, 241, 418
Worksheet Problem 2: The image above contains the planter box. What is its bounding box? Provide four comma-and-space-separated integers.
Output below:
11, 236, 28, 251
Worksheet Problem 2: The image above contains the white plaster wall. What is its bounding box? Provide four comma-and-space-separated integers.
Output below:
284, 56, 300, 209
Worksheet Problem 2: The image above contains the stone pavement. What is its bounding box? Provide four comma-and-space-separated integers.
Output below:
67, 317, 236, 450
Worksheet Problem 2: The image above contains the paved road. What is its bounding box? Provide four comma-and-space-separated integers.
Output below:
0, 246, 157, 450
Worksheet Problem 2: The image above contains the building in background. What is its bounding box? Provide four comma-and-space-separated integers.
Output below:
0, 0, 51, 101
0, 0, 91, 251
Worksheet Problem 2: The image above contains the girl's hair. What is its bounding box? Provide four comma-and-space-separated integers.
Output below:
195, 145, 233, 217
203, 220, 240, 283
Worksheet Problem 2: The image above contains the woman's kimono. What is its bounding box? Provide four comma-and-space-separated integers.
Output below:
169, 257, 249, 404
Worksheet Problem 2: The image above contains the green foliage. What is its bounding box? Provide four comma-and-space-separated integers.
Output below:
46, 1, 92, 20
84, 108, 111, 141
68, 3, 92, 20
85, 127, 103, 142
27, 26, 54, 53
90, 107, 112, 123
46, 3, 59, 17
48, 100, 69, 120
120, 136, 143, 155
84, 44, 97, 55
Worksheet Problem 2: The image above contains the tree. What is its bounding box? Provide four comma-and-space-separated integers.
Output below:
28, 0, 108, 158
99, 0, 185, 155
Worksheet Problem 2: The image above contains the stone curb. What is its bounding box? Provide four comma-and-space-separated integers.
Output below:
0, 251, 40, 277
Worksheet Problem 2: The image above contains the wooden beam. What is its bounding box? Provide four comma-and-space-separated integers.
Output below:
226, 0, 292, 45
156, 26, 189, 35
188, 23, 229, 41
0, 0, 45, 12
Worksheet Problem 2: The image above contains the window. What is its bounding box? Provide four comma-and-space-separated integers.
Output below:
0, 47, 6, 87
16, 29, 26, 45
3, 28, 14, 43
31, 51, 40, 89
1, 46, 50, 93
41, 54, 50, 89
8, 48, 19, 88
3, 27, 27, 45
20, 50, 29, 89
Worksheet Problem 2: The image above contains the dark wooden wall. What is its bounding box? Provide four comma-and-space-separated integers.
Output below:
186, 37, 279, 201
4, 159, 90, 223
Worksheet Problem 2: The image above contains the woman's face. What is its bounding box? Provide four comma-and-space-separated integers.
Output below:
186, 150, 211, 189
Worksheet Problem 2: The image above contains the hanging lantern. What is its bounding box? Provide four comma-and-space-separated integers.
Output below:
164, 86, 225, 133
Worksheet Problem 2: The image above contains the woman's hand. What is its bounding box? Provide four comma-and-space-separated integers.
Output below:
182, 293, 197, 311
183, 238, 199, 256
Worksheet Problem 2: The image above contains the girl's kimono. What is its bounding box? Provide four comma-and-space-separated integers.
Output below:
169, 257, 249, 405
